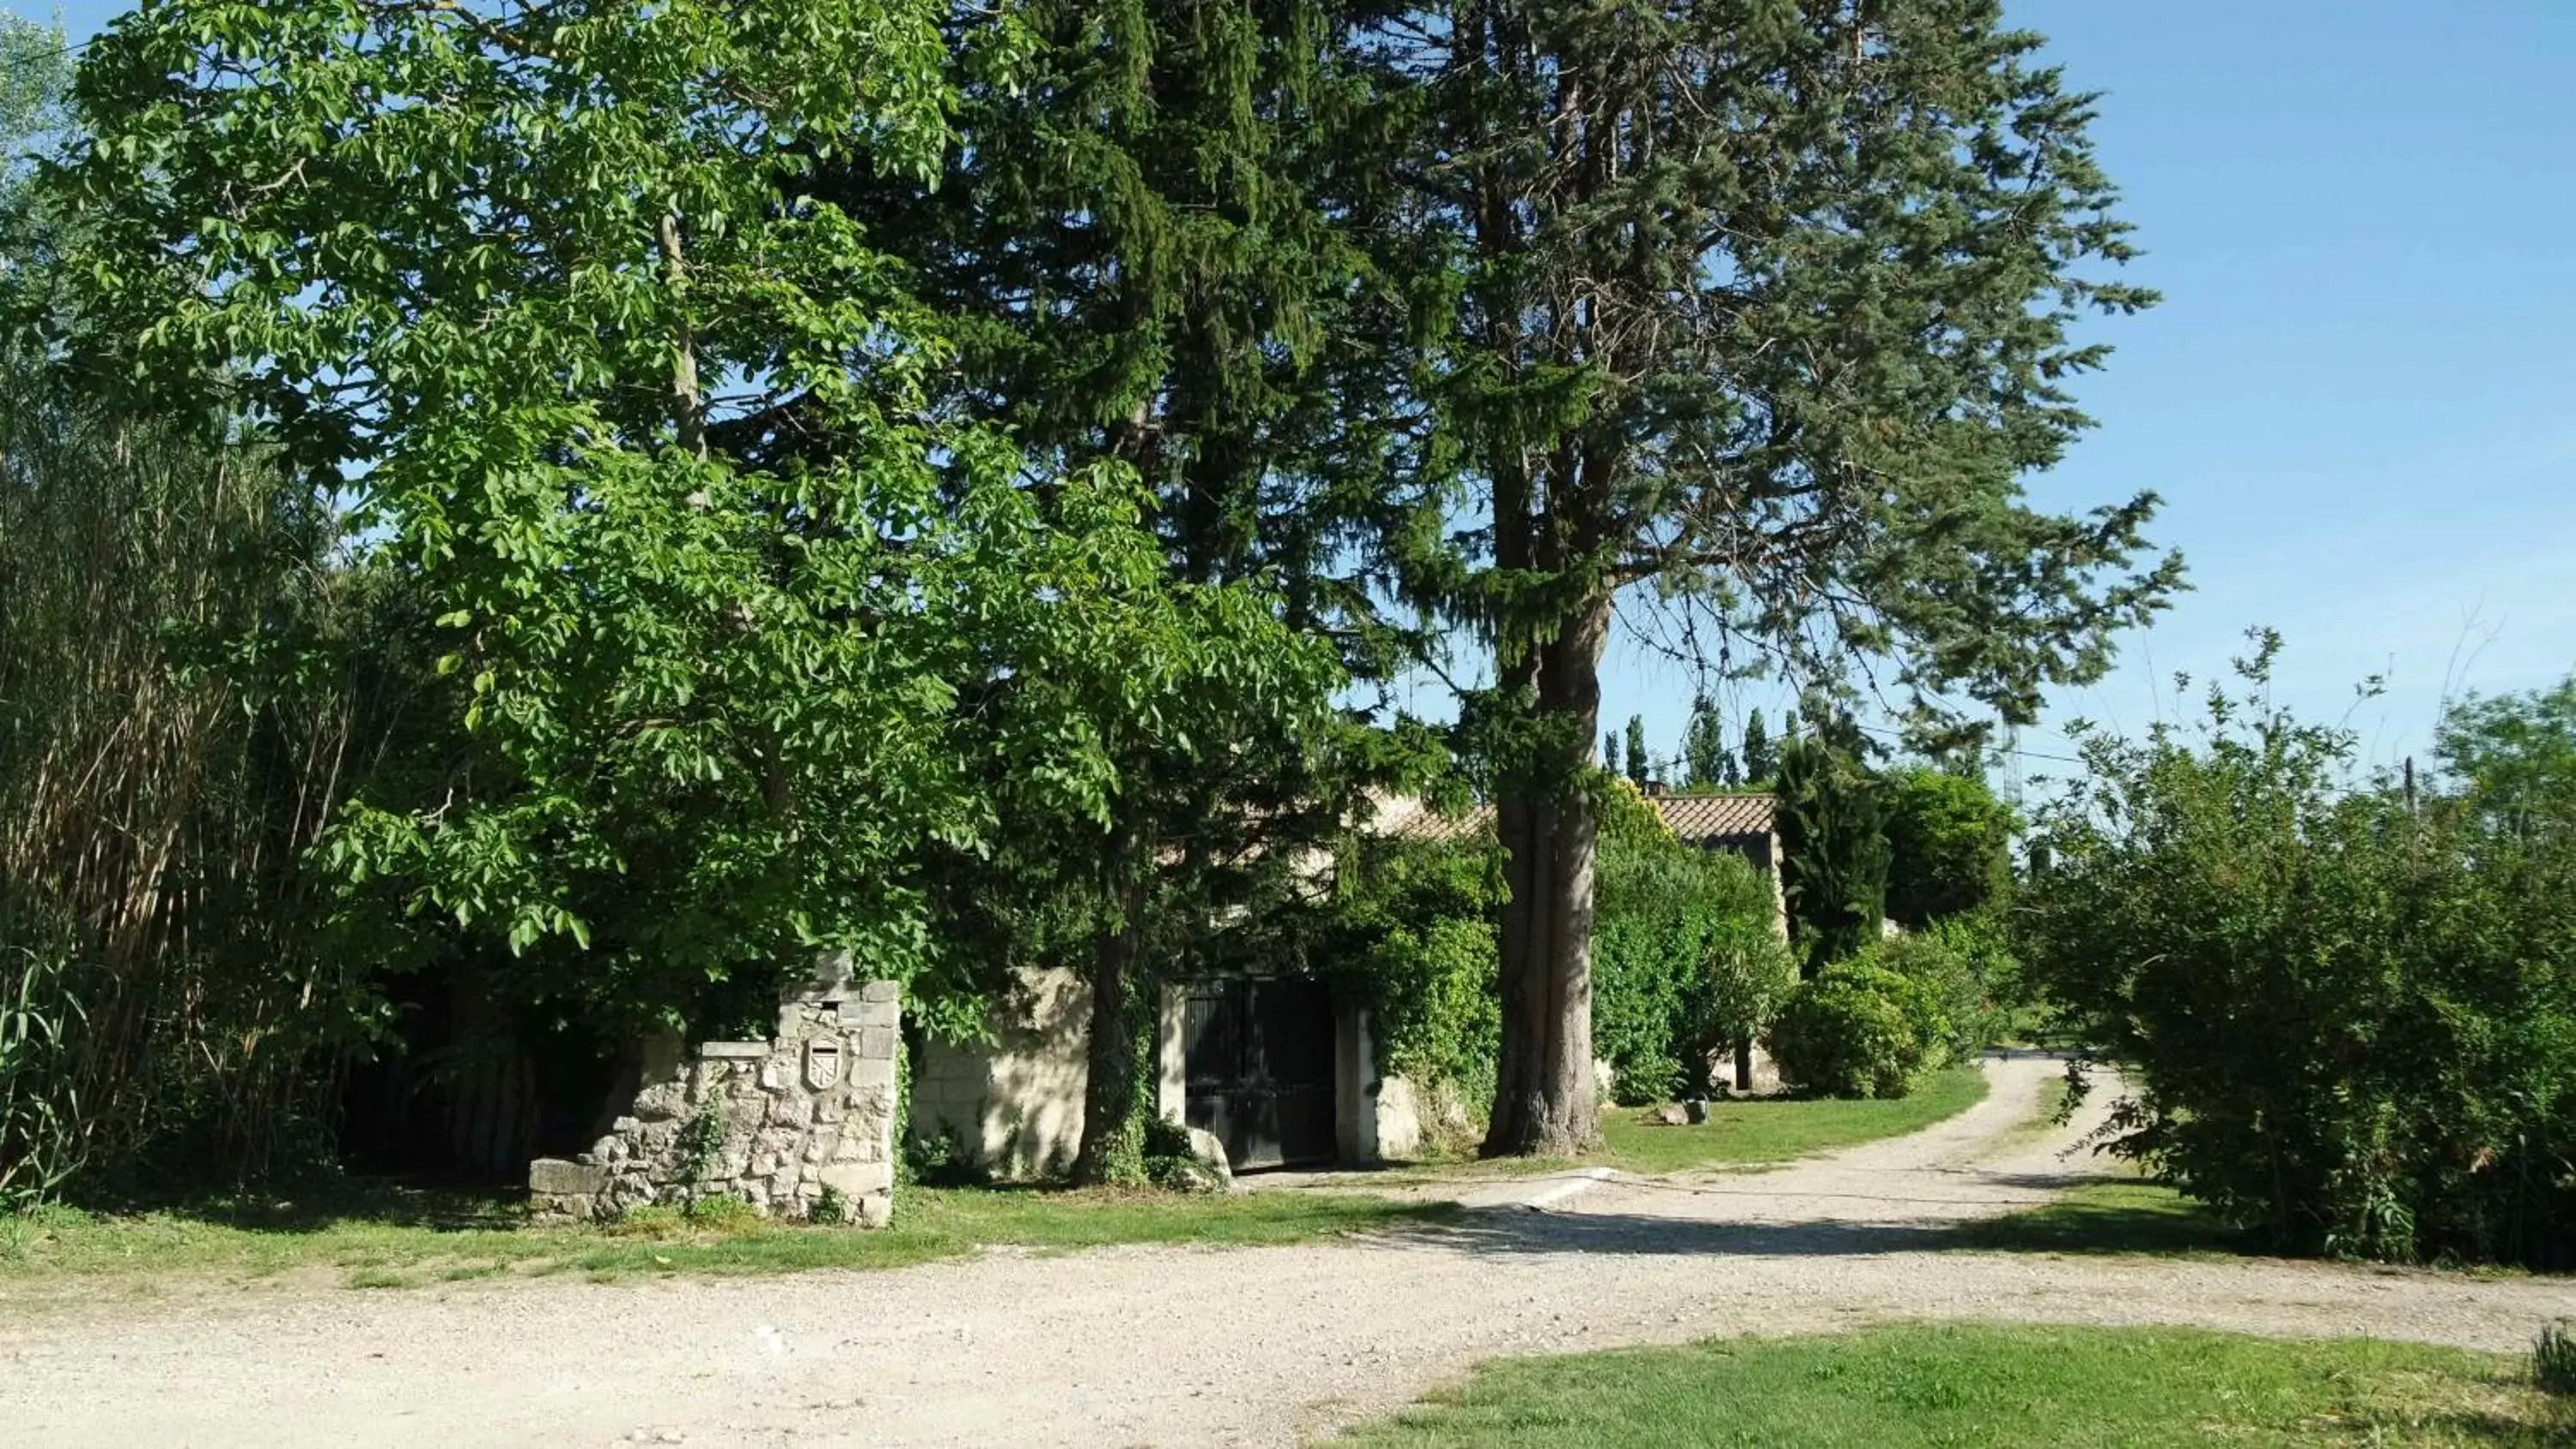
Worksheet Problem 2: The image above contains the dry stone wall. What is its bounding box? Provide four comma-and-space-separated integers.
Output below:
528, 964, 899, 1227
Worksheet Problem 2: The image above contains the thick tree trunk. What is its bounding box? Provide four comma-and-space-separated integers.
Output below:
1483, 587, 1611, 1157
1071, 875, 1148, 1186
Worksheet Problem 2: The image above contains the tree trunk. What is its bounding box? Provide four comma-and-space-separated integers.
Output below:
1071, 874, 1148, 1186
1483, 586, 1611, 1157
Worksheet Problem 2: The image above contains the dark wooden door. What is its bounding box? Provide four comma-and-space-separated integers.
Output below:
1182, 977, 1337, 1169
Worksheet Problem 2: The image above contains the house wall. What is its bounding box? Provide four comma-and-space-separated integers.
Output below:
913, 967, 1091, 1181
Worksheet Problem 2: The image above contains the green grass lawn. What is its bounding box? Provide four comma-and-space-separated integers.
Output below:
1365, 1065, 1990, 1184
1329, 1323, 2574, 1447
0, 1182, 1455, 1294
1594, 1065, 1990, 1176
1950, 1175, 2246, 1258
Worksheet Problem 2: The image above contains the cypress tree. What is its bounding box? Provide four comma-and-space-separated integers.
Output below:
1363, 2, 2180, 1154
1742, 711, 1775, 787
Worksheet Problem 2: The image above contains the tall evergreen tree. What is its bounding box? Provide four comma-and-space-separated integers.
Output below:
1682, 695, 1734, 790
1776, 718, 1891, 973
1365, 2, 2180, 1153
822, 1, 1413, 1181
1624, 716, 1650, 788
1741, 711, 1776, 787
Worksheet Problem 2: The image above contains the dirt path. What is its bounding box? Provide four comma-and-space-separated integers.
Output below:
5, 1059, 2569, 1447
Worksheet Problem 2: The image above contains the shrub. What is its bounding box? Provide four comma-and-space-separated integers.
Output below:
2539, 1321, 2576, 1397
1314, 835, 1504, 1113
1843, 930, 2002, 1069
1594, 787, 1792, 1103
1765, 964, 1929, 1099
2020, 639, 2576, 1267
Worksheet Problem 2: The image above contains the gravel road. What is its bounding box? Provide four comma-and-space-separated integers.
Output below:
5, 1058, 2569, 1447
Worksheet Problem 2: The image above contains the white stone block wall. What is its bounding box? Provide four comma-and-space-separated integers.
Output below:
910, 967, 1091, 1180
528, 970, 901, 1227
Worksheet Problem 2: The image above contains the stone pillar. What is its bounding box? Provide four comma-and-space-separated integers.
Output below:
1156, 981, 1188, 1125
527, 972, 902, 1228
1334, 1003, 1377, 1164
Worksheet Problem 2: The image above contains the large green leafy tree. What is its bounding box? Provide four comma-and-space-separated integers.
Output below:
2435, 675, 2576, 844
1364, 1, 2180, 1154
1881, 765, 2014, 926
46, 0, 1232, 1031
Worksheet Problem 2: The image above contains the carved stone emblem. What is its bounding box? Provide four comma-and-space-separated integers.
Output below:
804, 1038, 844, 1090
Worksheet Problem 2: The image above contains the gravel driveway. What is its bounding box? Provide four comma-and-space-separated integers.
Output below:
5, 1058, 2569, 1447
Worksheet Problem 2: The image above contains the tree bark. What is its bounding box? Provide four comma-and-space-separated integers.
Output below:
1484, 585, 1611, 1157
1071, 872, 1148, 1185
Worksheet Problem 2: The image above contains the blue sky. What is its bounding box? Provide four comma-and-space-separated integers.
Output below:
37, 1, 2576, 787
1616, 0, 2576, 786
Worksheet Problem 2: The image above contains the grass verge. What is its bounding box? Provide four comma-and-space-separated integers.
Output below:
0, 1183, 1456, 1293
1595, 1065, 1990, 1176
1949, 1176, 2244, 1258
1328, 1322, 2573, 1447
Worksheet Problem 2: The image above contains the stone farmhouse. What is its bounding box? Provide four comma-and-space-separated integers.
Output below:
910, 790, 1785, 1180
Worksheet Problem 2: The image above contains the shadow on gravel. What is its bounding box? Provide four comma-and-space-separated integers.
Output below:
1418, 1183, 2256, 1263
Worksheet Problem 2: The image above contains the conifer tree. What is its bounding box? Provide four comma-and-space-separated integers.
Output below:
1742, 711, 1776, 787
1624, 717, 1650, 788
1683, 695, 1734, 790
1365, 2, 2180, 1154
822, 1, 1410, 1181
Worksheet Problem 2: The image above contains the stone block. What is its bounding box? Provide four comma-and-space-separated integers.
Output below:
700, 1040, 768, 1060
818, 1161, 892, 1199
859, 979, 900, 1003
847, 1053, 896, 1089
529, 1158, 608, 1197
630, 1081, 688, 1122
857, 1026, 899, 1061
769, 1094, 814, 1128
856, 1193, 893, 1229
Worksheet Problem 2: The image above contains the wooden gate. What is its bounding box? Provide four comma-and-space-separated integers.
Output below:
1181, 977, 1337, 1169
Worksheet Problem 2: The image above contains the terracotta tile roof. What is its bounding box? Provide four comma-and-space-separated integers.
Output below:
1365, 795, 1493, 843
1361, 791, 1776, 846
1652, 791, 1776, 843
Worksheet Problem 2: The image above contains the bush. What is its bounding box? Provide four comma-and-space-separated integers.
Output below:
1843, 929, 2004, 1069
1765, 964, 1931, 1099
1594, 784, 1795, 1103
2020, 640, 2576, 1268
2539, 1321, 2576, 1397
1315, 835, 1504, 1113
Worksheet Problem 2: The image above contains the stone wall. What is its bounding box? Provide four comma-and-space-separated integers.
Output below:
913, 967, 1091, 1180
527, 963, 900, 1226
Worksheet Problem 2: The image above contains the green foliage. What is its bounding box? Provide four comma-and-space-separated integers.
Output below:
1765, 964, 1932, 1100
1882, 767, 2016, 927
1594, 803, 1791, 1103
1623, 717, 1650, 788
2020, 634, 2576, 1268
1681, 696, 1738, 790
0, 940, 82, 1210
809, 1184, 851, 1227
1777, 727, 1891, 970
1741, 712, 1775, 787
673, 1108, 726, 1188
2538, 1322, 2576, 1397
1840, 930, 2007, 1069
2438, 675, 2576, 842
1316, 834, 1504, 1110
